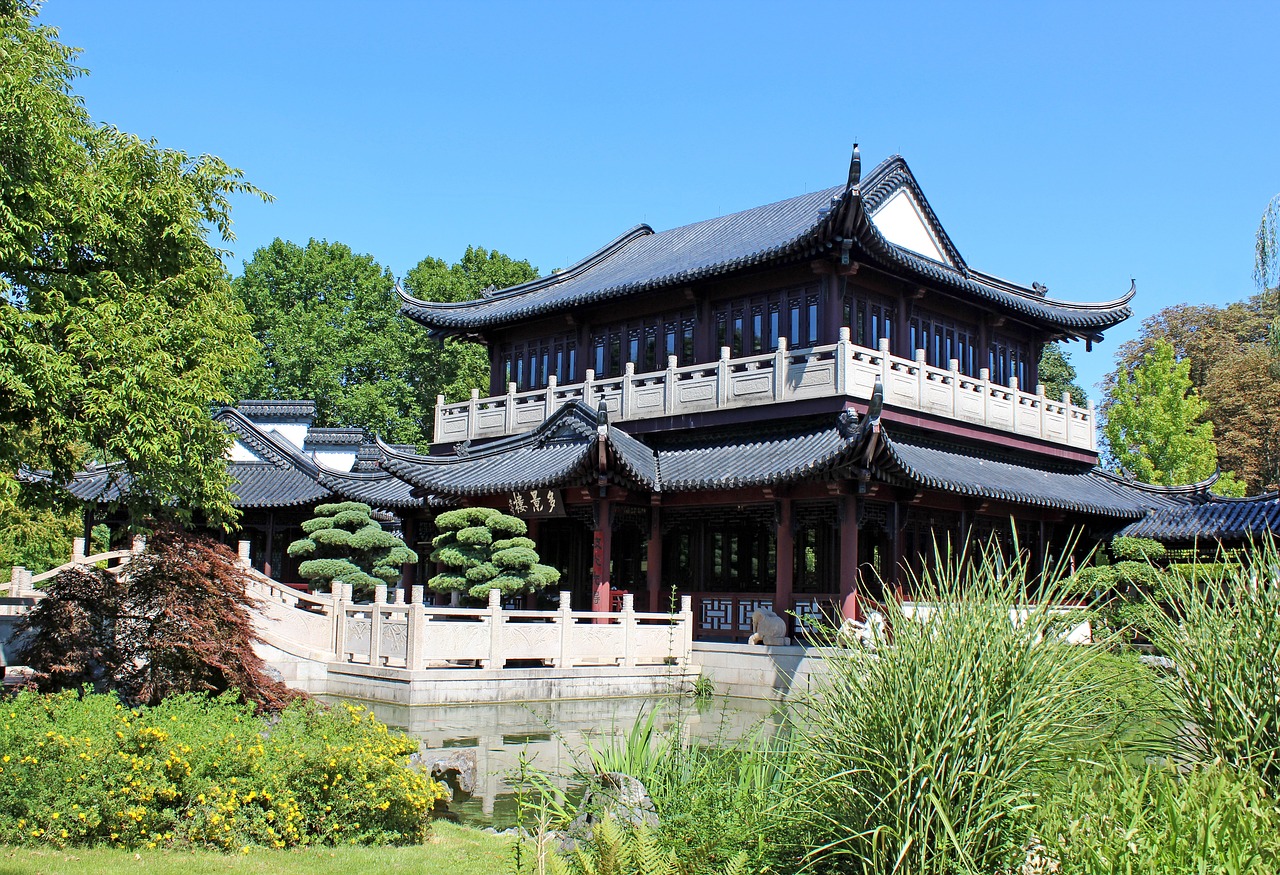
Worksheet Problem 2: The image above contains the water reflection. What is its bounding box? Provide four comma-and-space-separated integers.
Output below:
326, 695, 784, 827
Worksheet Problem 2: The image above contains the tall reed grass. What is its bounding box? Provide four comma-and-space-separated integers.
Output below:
1147, 535, 1280, 788
776, 543, 1126, 875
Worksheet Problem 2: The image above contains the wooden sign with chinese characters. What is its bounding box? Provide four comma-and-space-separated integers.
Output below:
506, 488, 565, 518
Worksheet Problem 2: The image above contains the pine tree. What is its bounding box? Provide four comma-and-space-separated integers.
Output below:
287, 502, 416, 597
428, 507, 560, 600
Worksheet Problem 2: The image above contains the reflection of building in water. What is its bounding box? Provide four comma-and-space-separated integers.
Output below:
345, 696, 783, 822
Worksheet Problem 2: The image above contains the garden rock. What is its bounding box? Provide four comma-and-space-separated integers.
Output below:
557, 772, 658, 852
415, 748, 478, 796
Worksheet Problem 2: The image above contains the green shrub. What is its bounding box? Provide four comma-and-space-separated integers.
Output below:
1037, 757, 1280, 874
544, 815, 748, 875
0, 690, 446, 850
428, 507, 560, 600
288, 502, 416, 598
1148, 537, 1280, 788
779, 544, 1118, 875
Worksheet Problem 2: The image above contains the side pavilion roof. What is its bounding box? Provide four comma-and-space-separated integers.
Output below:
378, 396, 1199, 519
400, 152, 1134, 342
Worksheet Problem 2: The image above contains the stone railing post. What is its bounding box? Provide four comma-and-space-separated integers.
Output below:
836, 328, 851, 394
583, 369, 596, 407
406, 597, 423, 670
468, 388, 481, 440
332, 580, 348, 660
621, 593, 636, 667
717, 346, 731, 406
237, 540, 252, 569
369, 584, 387, 668
556, 590, 572, 668
621, 362, 635, 420
10, 566, 24, 597
1087, 399, 1097, 450
949, 358, 961, 415
915, 348, 926, 401
773, 337, 788, 402
664, 355, 677, 415
504, 383, 518, 434
486, 587, 503, 670
679, 595, 694, 666
434, 393, 446, 443
1036, 383, 1047, 438
879, 337, 891, 387
979, 367, 991, 424
72, 537, 86, 563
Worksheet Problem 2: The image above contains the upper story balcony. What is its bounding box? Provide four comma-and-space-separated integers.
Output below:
434, 328, 1097, 452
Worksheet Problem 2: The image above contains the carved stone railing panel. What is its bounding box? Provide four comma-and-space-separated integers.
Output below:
435, 330, 1097, 451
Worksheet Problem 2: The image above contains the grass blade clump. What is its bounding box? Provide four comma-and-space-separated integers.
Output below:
1147, 536, 1280, 788
781, 540, 1119, 875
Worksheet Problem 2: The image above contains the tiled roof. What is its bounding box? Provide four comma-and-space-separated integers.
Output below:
1119, 492, 1280, 542
318, 470, 425, 509
304, 427, 366, 446
400, 154, 1133, 339
227, 462, 331, 508
236, 400, 317, 420
655, 420, 858, 492
873, 435, 1198, 518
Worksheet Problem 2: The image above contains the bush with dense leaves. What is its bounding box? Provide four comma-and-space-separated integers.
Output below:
287, 502, 416, 598
428, 507, 560, 599
16, 529, 295, 711
0, 691, 446, 850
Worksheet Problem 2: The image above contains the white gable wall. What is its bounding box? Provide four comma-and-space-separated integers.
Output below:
229, 440, 263, 462
870, 190, 951, 265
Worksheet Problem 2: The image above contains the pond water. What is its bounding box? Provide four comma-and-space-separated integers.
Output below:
327, 695, 785, 828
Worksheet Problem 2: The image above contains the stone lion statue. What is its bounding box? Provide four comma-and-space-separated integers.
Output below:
748, 607, 788, 645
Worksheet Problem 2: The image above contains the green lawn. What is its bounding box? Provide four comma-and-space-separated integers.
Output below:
0, 822, 513, 875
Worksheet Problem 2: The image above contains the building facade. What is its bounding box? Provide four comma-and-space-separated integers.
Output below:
382, 149, 1206, 640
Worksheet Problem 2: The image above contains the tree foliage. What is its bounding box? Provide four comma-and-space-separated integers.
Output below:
1106, 290, 1278, 493
286, 501, 415, 597
428, 507, 560, 599
0, 5, 263, 525
1101, 340, 1237, 490
1037, 342, 1087, 404
229, 241, 537, 450
16, 528, 297, 711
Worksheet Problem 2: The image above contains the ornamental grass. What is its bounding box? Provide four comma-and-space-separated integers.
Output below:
776, 543, 1129, 875
0, 691, 446, 850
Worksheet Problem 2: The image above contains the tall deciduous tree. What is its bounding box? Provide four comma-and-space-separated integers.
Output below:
404, 245, 538, 406
1102, 340, 1240, 492
229, 241, 537, 449
1036, 343, 1087, 404
0, 4, 262, 525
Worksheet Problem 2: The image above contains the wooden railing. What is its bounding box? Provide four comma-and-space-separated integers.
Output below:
435, 329, 1096, 450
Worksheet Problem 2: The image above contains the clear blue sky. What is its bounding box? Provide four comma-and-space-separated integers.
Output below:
49, 0, 1280, 398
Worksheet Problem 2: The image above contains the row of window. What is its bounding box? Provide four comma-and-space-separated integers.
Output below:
496, 293, 1034, 392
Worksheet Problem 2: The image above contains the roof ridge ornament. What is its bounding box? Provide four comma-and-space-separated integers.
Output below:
847, 143, 861, 190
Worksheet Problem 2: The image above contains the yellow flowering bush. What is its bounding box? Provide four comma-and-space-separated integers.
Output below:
0, 690, 446, 849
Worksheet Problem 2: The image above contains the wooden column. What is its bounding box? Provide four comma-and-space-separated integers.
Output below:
82, 505, 95, 555
263, 511, 275, 578
838, 494, 860, 621
400, 517, 416, 596
525, 518, 542, 609
591, 499, 613, 620
646, 504, 663, 612
889, 501, 906, 600
693, 296, 714, 364
823, 274, 843, 345
774, 498, 795, 632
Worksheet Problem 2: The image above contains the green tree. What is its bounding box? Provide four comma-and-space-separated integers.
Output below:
1102, 340, 1241, 492
229, 241, 537, 449
428, 507, 560, 600
1037, 342, 1087, 404
0, 4, 262, 526
403, 245, 538, 405
287, 501, 416, 597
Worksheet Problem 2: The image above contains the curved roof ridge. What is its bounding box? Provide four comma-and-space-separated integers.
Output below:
214, 406, 322, 477
377, 399, 599, 465
397, 225, 653, 313
1091, 467, 1218, 498
858, 154, 968, 273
